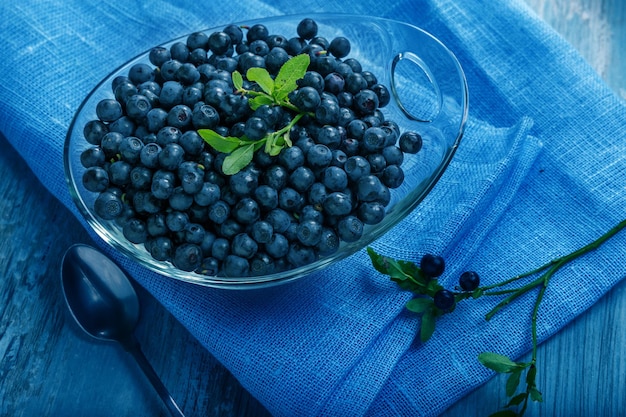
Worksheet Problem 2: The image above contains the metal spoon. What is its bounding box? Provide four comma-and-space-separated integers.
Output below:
60, 243, 185, 417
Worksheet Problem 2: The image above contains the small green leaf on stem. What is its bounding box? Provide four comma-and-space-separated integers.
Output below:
406, 297, 433, 314
198, 130, 242, 153
232, 70, 244, 91
529, 387, 543, 402
273, 54, 310, 101
246, 67, 274, 95
249, 94, 276, 110
478, 352, 525, 373
420, 308, 436, 342
506, 393, 527, 407
506, 370, 523, 397
222, 143, 255, 175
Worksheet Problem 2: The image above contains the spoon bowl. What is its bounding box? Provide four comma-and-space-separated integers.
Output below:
60, 243, 185, 417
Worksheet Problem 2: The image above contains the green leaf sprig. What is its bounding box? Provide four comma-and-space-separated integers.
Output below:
368, 218, 626, 416
198, 54, 310, 175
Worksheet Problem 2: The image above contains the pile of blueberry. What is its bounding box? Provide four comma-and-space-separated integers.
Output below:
80, 18, 424, 277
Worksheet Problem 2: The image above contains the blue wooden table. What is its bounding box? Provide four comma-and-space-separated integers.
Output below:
1, 1, 625, 416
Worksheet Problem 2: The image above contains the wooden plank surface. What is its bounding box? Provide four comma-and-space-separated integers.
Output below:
0, 1, 624, 416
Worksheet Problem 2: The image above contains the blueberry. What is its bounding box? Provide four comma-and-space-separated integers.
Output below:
367, 153, 387, 173
82, 167, 109, 192
96, 99, 123, 122
381, 164, 404, 189
156, 126, 182, 147
278, 146, 305, 171
222, 255, 250, 277
208, 200, 230, 224
337, 215, 363, 242
186, 31, 209, 50
244, 116, 268, 141
158, 143, 185, 170
108, 116, 135, 137
211, 237, 230, 261
433, 289, 455, 310
233, 197, 260, 224
246, 24, 269, 42
315, 99, 340, 125
160, 60, 183, 82
287, 242, 317, 267
229, 168, 259, 196
328, 36, 350, 58
289, 166, 315, 192
83, 120, 109, 145
249, 252, 275, 276
278, 187, 303, 212
133, 190, 162, 214
168, 187, 194, 211
324, 72, 345, 95
344, 156, 371, 181
345, 72, 368, 95
126, 94, 152, 120
316, 125, 342, 148
307, 182, 328, 206
172, 243, 203, 272
321, 166, 348, 192
382, 145, 404, 165
399, 131, 423, 154
80, 146, 106, 168
297, 18, 318, 40
165, 210, 189, 232
250, 220, 273, 244
123, 218, 148, 244
371, 83, 391, 107
146, 236, 173, 261
296, 219, 323, 246
108, 160, 132, 186
146, 213, 168, 237
146, 108, 168, 133
196, 257, 220, 275
114, 81, 138, 104
298, 71, 325, 94
194, 182, 221, 206
265, 233, 289, 258
293, 86, 321, 112
354, 89, 379, 115
420, 254, 445, 278
362, 127, 387, 153
129, 166, 152, 190
322, 192, 352, 217
149, 46, 171, 67
317, 227, 339, 256
170, 41, 190, 62
94, 190, 124, 220
459, 271, 481, 291
253, 185, 278, 210
119, 136, 143, 163
166, 104, 193, 130
139, 142, 161, 168
265, 208, 292, 233
357, 202, 386, 225
223, 24, 244, 45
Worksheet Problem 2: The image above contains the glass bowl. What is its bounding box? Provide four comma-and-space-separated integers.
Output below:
64, 13, 468, 289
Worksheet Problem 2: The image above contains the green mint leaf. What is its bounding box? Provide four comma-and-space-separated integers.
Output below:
232, 70, 244, 91
249, 94, 276, 110
506, 370, 522, 397
198, 129, 241, 153
273, 54, 310, 101
478, 352, 524, 373
529, 387, 543, 402
489, 411, 519, 417
246, 67, 274, 95
222, 143, 255, 175
420, 309, 436, 342
406, 297, 433, 314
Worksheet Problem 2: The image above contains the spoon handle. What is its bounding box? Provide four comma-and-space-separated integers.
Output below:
125, 336, 186, 417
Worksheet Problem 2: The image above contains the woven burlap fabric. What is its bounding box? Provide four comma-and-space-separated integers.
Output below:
1, 0, 625, 415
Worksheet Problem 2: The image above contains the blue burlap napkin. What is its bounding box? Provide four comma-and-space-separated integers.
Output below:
2, 0, 625, 416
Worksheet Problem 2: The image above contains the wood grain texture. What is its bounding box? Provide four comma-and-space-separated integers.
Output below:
1, 1, 624, 416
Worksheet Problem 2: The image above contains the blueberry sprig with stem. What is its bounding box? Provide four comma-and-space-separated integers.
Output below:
367, 218, 626, 417
198, 54, 310, 175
